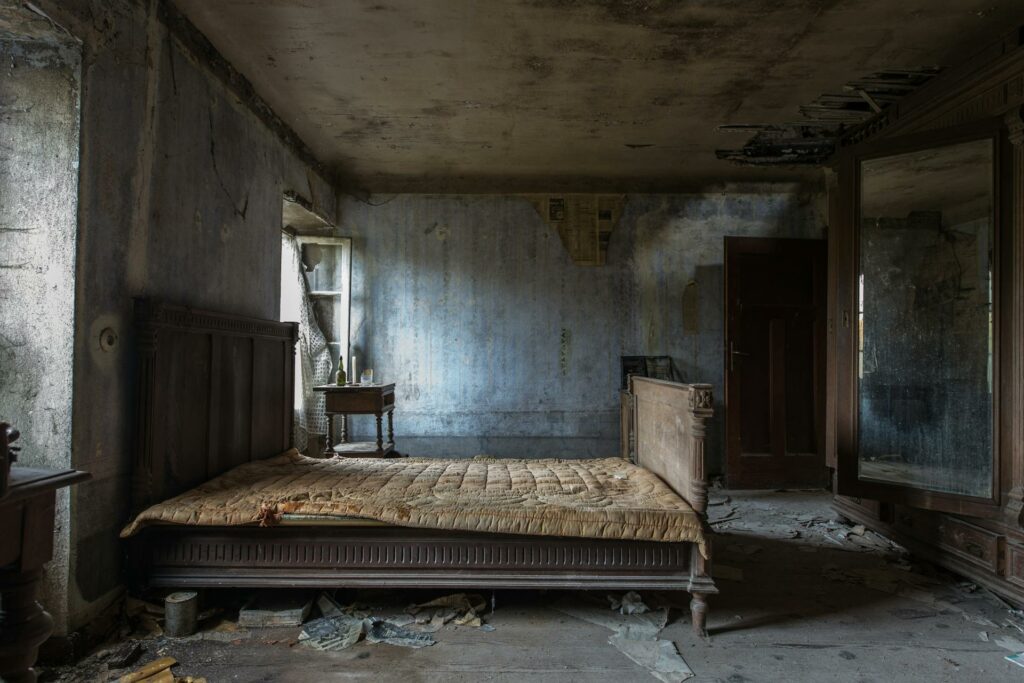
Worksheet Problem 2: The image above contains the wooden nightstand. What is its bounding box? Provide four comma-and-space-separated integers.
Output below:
313, 383, 397, 457
0, 423, 90, 682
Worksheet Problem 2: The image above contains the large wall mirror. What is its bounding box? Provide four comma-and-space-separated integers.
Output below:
854, 135, 997, 502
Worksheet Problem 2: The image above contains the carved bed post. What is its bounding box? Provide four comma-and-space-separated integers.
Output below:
686, 383, 715, 637
686, 384, 713, 517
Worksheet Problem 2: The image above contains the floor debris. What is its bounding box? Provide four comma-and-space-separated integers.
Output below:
365, 619, 436, 648
709, 506, 738, 525
106, 640, 143, 669
963, 613, 997, 627
238, 592, 313, 627
127, 598, 166, 638
298, 615, 366, 651
39, 490, 1024, 681
119, 656, 177, 683
993, 634, 1024, 652
316, 593, 345, 618
610, 591, 650, 615
608, 634, 694, 683
297, 591, 492, 652
406, 592, 490, 631
554, 594, 692, 682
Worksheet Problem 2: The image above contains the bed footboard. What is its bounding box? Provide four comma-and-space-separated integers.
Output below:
629, 377, 716, 636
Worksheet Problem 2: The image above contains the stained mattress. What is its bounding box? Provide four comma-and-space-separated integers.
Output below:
121, 450, 707, 557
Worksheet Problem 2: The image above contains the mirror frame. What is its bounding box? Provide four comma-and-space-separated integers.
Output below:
834, 118, 1010, 517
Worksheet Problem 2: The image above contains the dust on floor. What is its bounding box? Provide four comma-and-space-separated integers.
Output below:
42, 490, 1024, 682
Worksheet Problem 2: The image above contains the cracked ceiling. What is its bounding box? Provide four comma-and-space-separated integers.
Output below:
171, 0, 1023, 192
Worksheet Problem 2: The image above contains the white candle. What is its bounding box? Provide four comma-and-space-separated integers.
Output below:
350, 355, 357, 384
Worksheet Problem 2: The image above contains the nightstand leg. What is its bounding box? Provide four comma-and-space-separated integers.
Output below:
387, 410, 394, 445
324, 413, 334, 456
375, 413, 384, 453
0, 568, 52, 683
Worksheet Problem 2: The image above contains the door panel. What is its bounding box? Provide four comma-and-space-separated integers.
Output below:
726, 237, 828, 489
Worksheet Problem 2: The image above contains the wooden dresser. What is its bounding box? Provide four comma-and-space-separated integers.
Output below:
827, 29, 1024, 605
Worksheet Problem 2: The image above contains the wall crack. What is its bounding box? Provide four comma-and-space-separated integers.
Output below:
207, 103, 249, 220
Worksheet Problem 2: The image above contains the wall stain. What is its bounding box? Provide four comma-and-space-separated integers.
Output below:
559, 327, 572, 376
681, 279, 699, 333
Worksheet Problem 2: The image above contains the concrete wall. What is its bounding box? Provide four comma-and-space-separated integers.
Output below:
347, 195, 628, 458
344, 188, 824, 470
0, 32, 81, 633
9, 0, 337, 638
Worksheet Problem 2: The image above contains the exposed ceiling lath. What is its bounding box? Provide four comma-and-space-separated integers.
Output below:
715, 68, 942, 166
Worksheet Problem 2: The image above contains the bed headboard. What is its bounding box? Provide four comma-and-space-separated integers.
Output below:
133, 300, 297, 512
629, 377, 714, 517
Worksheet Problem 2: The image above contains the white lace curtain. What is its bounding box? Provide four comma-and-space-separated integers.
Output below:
281, 235, 332, 452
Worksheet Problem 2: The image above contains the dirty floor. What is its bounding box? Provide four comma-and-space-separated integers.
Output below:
44, 491, 1024, 682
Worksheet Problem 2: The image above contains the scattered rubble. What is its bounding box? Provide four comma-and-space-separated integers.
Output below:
364, 620, 435, 648
119, 656, 179, 683
298, 614, 366, 651
554, 594, 693, 682
610, 591, 649, 615
710, 493, 906, 556
238, 592, 313, 627
41, 491, 1024, 680
295, 591, 492, 651
993, 635, 1024, 652
105, 640, 143, 670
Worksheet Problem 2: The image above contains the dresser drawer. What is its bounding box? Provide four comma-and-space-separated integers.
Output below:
895, 508, 1001, 573
1007, 544, 1024, 589
936, 516, 1001, 572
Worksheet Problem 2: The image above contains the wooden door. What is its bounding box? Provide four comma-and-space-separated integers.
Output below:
725, 237, 828, 489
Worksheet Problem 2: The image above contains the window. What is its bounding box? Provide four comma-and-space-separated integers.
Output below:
280, 229, 352, 452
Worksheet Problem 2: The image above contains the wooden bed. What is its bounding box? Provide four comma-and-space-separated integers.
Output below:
126, 301, 717, 635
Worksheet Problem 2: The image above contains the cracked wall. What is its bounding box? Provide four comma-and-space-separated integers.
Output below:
0, 33, 81, 636
345, 188, 824, 470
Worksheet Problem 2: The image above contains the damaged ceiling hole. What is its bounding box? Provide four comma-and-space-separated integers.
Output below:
716, 68, 942, 166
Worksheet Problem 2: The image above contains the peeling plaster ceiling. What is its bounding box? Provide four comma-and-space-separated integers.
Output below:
171, 0, 1023, 192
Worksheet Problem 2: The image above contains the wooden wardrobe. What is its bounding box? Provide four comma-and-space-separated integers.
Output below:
828, 27, 1024, 604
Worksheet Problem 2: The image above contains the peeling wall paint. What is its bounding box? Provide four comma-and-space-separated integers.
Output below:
345, 188, 824, 467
